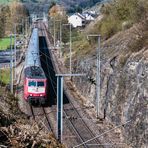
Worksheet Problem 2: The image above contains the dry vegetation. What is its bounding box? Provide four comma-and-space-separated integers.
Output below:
0, 87, 64, 148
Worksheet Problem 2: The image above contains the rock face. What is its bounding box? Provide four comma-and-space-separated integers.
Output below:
72, 21, 148, 147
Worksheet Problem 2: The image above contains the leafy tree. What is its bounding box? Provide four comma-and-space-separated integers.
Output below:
0, 2, 29, 38
9, 1, 29, 34
0, 5, 11, 35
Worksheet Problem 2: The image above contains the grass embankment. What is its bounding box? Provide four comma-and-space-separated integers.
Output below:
0, 69, 10, 84
0, 37, 14, 50
62, 27, 95, 61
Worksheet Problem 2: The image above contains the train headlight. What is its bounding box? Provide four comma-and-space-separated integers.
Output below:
40, 94, 43, 96
30, 94, 33, 96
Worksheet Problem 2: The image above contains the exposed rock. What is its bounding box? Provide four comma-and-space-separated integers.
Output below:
72, 21, 148, 147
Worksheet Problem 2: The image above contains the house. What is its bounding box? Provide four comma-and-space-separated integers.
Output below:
68, 13, 86, 28
68, 11, 98, 28
82, 12, 95, 21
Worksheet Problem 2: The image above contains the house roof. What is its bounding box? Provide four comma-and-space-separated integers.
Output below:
82, 12, 97, 18
76, 13, 85, 19
69, 13, 85, 20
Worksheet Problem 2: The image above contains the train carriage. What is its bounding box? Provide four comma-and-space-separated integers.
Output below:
24, 28, 47, 104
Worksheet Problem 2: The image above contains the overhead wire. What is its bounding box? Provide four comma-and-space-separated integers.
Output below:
73, 112, 146, 148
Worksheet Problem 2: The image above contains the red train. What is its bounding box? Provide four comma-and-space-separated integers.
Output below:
24, 28, 47, 104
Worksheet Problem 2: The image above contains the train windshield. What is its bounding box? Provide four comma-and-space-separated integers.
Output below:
28, 81, 36, 87
37, 81, 44, 87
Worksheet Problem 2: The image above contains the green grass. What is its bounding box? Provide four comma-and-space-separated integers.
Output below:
0, 69, 10, 84
0, 0, 13, 4
0, 37, 14, 50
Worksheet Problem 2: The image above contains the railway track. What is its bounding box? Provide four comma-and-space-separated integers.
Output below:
39, 22, 103, 148
30, 105, 53, 132
63, 100, 102, 148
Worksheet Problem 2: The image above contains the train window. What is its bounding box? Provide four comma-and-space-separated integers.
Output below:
28, 81, 36, 87
37, 82, 44, 87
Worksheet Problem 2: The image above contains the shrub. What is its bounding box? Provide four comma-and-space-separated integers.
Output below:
100, 15, 121, 39
90, 0, 148, 40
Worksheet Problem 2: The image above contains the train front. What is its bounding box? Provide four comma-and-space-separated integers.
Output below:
24, 67, 47, 104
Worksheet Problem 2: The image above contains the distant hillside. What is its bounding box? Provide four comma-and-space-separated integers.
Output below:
19, 0, 107, 15
0, 0, 109, 15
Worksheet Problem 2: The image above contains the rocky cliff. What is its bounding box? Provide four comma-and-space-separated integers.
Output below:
72, 20, 148, 147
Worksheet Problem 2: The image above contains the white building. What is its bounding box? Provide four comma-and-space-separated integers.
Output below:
68, 13, 85, 28
82, 12, 95, 21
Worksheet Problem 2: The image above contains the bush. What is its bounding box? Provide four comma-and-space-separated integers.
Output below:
72, 37, 92, 57
91, 0, 148, 40
99, 16, 121, 39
